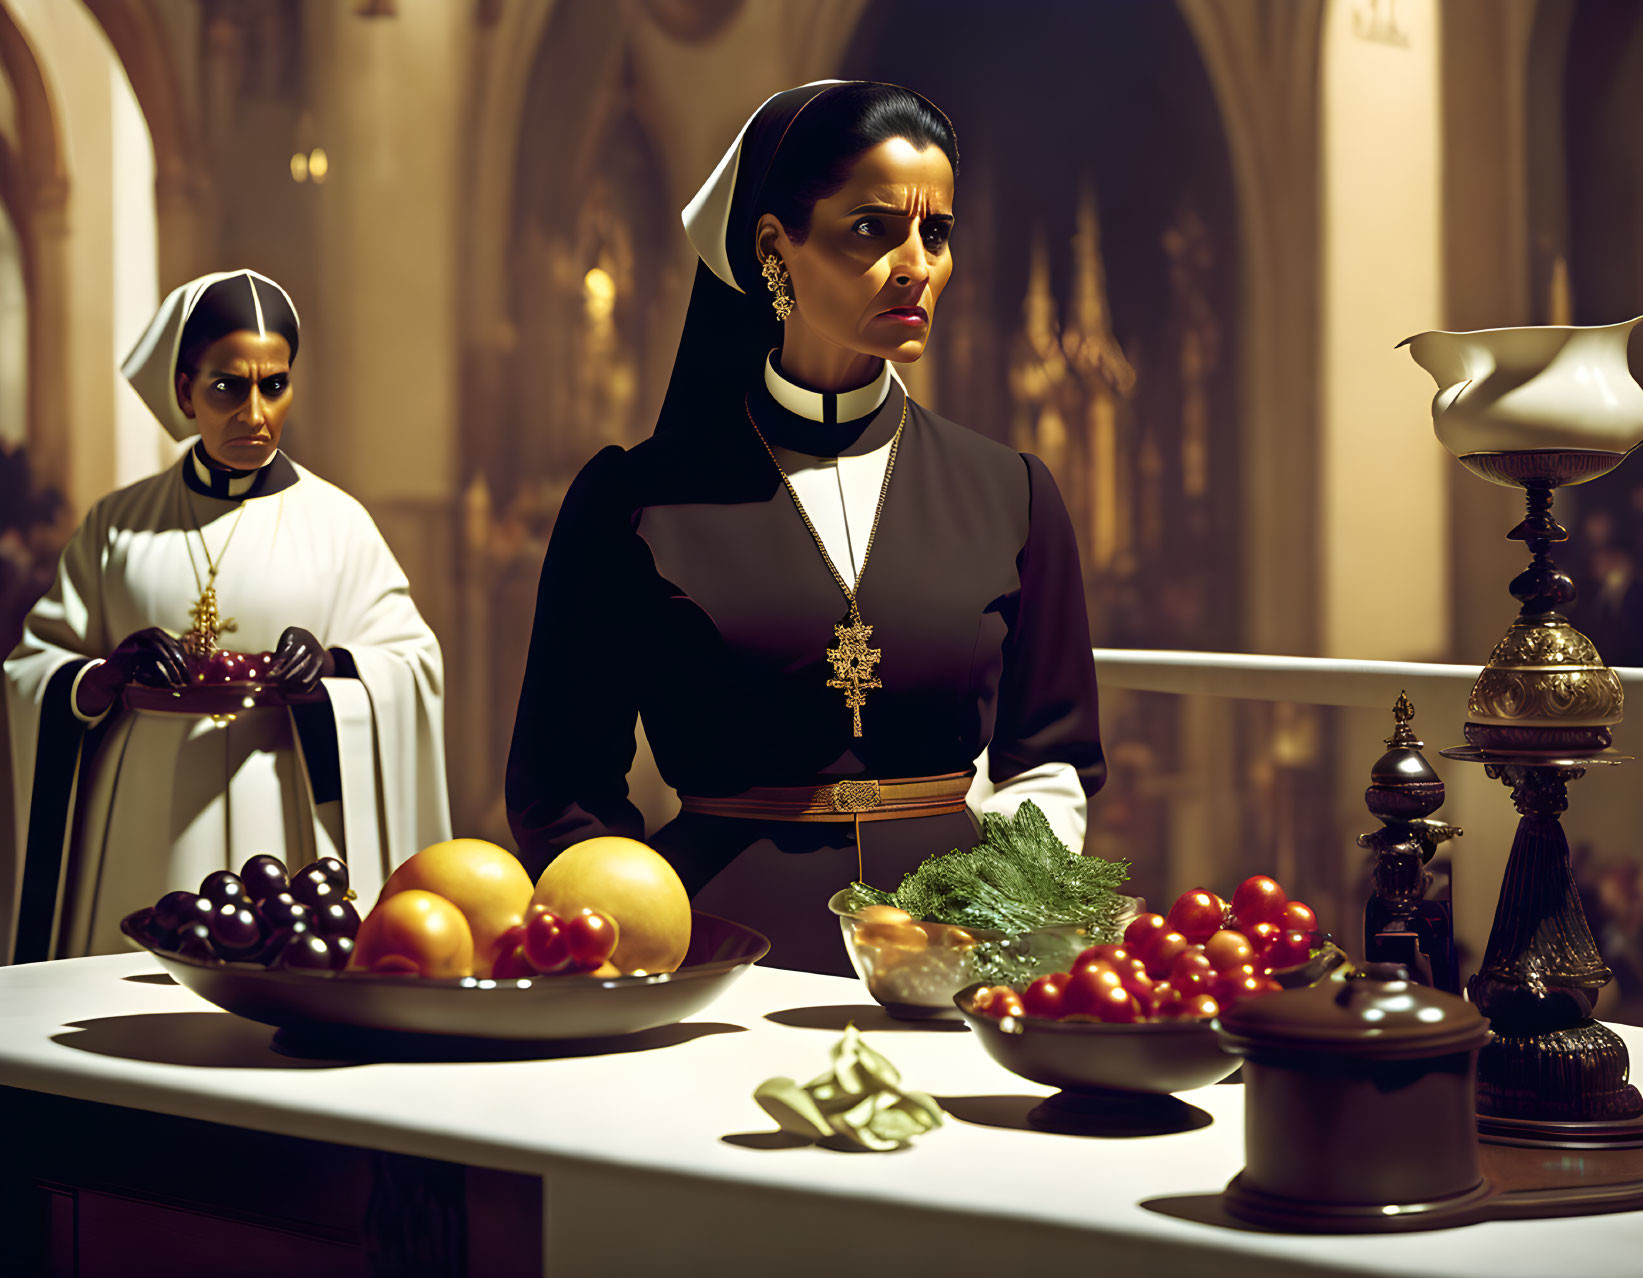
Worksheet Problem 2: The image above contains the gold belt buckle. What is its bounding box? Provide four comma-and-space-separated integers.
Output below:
829, 779, 881, 814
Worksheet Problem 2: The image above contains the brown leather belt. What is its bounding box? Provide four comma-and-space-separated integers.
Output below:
678, 772, 974, 823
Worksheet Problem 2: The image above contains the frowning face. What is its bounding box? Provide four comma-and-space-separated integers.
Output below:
759, 136, 956, 375
176, 330, 293, 470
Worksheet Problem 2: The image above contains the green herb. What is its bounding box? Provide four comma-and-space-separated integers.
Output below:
843, 800, 1131, 937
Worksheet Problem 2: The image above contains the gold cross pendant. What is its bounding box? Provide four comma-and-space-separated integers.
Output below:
183, 586, 238, 660
826, 611, 882, 738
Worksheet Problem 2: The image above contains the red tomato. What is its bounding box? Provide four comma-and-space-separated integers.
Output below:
1230, 875, 1289, 928
1071, 944, 1145, 980
1263, 928, 1314, 970
1203, 928, 1257, 973
1022, 973, 1070, 1019
562, 908, 619, 971
490, 946, 535, 980
1169, 949, 1217, 994
1166, 889, 1227, 944
1278, 900, 1318, 933
1062, 962, 1125, 1016
982, 988, 1025, 1020
1090, 984, 1143, 1023
1246, 921, 1283, 955
1210, 963, 1258, 1002
1119, 966, 1158, 1017
522, 908, 571, 973
971, 986, 998, 1012
1123, 913, 1168, 950
1156, 989, 1220, 1019
1215, 968, 1281, 1009
1142, 931, 1192, 979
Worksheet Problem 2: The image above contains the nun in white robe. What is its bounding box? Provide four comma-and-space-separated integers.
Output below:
3, 269, 450, 964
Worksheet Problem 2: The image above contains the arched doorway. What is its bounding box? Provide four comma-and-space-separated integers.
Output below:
455, 4, 680, 841
838, 0, 1264, 910
840, 1, 1243, 655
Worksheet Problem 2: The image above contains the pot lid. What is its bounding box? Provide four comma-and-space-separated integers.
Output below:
1216, 963, 1491, 1060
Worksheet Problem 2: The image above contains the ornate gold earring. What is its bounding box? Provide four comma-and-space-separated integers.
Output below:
762, 254, 794, 322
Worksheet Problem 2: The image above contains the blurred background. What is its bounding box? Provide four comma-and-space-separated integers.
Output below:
3, 0, 1642, 1017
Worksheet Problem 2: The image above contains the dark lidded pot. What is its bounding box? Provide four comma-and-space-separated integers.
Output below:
1216, 963, 1493, 1231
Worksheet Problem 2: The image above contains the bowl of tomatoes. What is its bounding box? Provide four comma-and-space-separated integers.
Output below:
953, 875, 1341, 1097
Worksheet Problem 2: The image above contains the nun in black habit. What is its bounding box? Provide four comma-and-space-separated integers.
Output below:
506, 82, 1105, 974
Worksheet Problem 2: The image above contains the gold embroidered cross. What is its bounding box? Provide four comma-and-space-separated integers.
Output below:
826, 612, 882, 738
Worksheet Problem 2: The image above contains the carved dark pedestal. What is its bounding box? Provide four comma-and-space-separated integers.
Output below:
1441, 470, 1643, 1148
1465, 765, 1643, 1140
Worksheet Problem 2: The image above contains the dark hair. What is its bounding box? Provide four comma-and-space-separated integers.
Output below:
757, 83, 959, 250
176, 275, 300, 378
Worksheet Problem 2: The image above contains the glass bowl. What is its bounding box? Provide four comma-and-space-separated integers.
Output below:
827, 889, 1115, 1021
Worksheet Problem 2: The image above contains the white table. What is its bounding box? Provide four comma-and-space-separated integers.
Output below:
2, 953, 1639, 1277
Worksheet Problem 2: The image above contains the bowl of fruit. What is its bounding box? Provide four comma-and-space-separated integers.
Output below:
831, 802, 1136, 1020
122, 837, 770, 1044
954, 876, 1342, 1102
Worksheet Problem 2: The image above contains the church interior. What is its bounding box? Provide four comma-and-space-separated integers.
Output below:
3, 0, 1643, 1019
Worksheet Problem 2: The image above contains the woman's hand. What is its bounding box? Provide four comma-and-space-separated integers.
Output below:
266, 625, 336, 696
75, 627, 191, 718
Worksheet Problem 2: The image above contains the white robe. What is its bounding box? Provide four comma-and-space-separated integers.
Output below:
3, 451, 450, 962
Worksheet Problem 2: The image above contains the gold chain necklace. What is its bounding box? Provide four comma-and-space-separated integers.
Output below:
180, 492, 249, 660
744, 392, 906, 738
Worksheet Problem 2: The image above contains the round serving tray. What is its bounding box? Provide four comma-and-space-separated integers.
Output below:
121, 910, 768, 1041
123, 681, 325, 715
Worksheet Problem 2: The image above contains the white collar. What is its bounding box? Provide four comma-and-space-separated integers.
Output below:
191, 444, 269, 497
763, 354, 896, 422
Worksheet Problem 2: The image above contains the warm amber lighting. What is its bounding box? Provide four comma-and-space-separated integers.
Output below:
583, 266, 616, 320
290, 152, 309, 183
309, 147, 330, 184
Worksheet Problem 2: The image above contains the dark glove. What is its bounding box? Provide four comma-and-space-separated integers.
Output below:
75, 627, 191, 717
266, 625, 336, 696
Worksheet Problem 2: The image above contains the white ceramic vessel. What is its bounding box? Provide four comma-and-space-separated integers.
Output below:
1400, 317, 1643, 466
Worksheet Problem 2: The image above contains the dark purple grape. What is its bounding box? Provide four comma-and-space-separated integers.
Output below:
252, 918, 311, 965
273, 932, 340, 972
288, 864, 341, 907
313, 856, 349, 891
129, 906, 162, 944
312, 899, 361, 940
199, 870, 249, 907
239, 854, 289, 902
153, 890, 213, 935
173, 920, 215, 960
209, 902, 263, 958
259, 892, 313, 932
330, 935, 355, 969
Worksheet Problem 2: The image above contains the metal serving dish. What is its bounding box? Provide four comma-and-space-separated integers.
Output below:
953, 982, 1241, 1095
121, 910, 768, 1042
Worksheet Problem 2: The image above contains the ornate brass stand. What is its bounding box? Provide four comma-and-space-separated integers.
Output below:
1440, 455, 1643, 1148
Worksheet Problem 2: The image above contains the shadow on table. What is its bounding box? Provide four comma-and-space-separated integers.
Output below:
938, 1092, 1215, 1138
122, 972, 178, 986
1139, 1192, 1280, 1234
269, 1019, 747, 1064
766, 1004, 968, 1033
52, 1012, 357, 1070
720, 1130, 915, 1154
